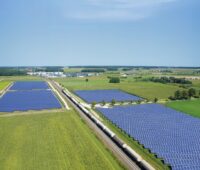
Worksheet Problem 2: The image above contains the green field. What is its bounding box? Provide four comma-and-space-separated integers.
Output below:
63, 68, 83, 73
56, 76, 182, 100
166, 99, 200, 118
0, 111, 123, 170
0, 81, 11, 91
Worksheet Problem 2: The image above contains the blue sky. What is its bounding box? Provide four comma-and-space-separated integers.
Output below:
0, 0, 199, 66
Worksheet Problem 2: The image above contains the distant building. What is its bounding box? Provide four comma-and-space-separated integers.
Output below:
65, 72, 100, 77
27, 72, 66, 78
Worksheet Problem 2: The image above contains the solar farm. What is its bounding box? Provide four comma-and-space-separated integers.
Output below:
75, 89, 142, 103
98, 104, 200, 170
0, 81, 62, 112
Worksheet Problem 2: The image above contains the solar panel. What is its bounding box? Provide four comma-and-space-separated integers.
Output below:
75, 89, 142, 103
10, 81, 49, 90
98, 104, 200, 170
0, 81, 61, 112
0, 90, 62, 112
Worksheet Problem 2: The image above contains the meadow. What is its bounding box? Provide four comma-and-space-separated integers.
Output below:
56, 76, 182, 100
0, 81, 11, 91
167, 99, 200, 118
0, 110, 124, 170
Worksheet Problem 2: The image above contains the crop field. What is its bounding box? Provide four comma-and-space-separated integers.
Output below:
98, 104, 200, 170
0, 81, 11, 91
0, 111, 123, 170
56, 76, 182, 100
0, 81, 62, 112
75, 89, 142, 103
166, 100, 200, 118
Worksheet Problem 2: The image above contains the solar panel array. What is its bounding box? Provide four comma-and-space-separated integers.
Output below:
0, 81, 61, 112
75, 89, 142, 103
98, 104, 200, 170
10, 81, 49, 90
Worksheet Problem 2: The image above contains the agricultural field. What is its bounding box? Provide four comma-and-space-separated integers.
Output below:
56, 76, 182, 100
63, 67, 83, 73
0, 81, 11, 91
98, 104, 200, 170
0, 76, 43, 81
0, 110, 124, 170
192, 80, 200, 89
167, 99, 200, 118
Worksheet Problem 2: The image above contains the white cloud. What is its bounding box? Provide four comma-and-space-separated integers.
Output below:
64, 0, 176, 21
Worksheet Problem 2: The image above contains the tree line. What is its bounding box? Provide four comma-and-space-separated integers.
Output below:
148, 76, 192, 85
0, 68, 27, 76
169, 88, 200, 100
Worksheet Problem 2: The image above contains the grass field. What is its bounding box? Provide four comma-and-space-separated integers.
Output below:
0, 110, 124, 170
56, 76, 182, 100
0, 81, 12, 91
166, 99, 200, 118
0, 76, 43, 81
63, 68, 83, 73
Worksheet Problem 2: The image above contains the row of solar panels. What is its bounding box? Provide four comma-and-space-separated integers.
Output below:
97, 104, 200, 170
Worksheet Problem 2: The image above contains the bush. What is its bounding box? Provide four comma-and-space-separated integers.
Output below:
81, 69, 105, 73
148, 76, 192, 85
154, 98, 158, 103
170, 88, 198, 101
101, 100, 106, 106
188, 88, 196, 97
111, 99, 116, 105
109, 77, 120, 83
91, 101, 96, 108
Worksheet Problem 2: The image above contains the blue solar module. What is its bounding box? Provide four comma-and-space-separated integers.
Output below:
75, 89, 142, 103
97, 104, 200, 170
10, 81, 49, 91
0, 90, 62, 112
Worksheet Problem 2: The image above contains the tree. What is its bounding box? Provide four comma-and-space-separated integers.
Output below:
181, 90, 189, 99
85, 78, 89, 82
137, 100, 142, 104
154, 98, 158, 103
111, 99, 116, 105
109, 77, 120, 83
174, 90, 181, 99
102, 100, 106, 106
188, 88, 196, 97
91, 101, 96, 108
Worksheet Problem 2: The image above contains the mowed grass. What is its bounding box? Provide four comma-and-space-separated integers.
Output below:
0, 81, 12, 91
166, 99, 200, 118
56, 76, 182, 100
0, 111, 124, 170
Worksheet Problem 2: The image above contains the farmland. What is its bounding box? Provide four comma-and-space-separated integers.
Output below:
167, 99, 200, 118
57, 76, 182, 100
0, 81, 11, 91
0, 111, 124, 170
98, 104, 200, 170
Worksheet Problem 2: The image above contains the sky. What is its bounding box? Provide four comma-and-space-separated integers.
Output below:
0, 0, 199, 66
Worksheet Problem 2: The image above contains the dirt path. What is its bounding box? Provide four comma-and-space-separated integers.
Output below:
0, 109, 65, 117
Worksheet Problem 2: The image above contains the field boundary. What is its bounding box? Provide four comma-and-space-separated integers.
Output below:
0, 108, 65, 117
47, 81, 70, 110
0, 82, 13, 98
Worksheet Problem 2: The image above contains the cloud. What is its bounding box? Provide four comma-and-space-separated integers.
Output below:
64, 0, 176, 21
